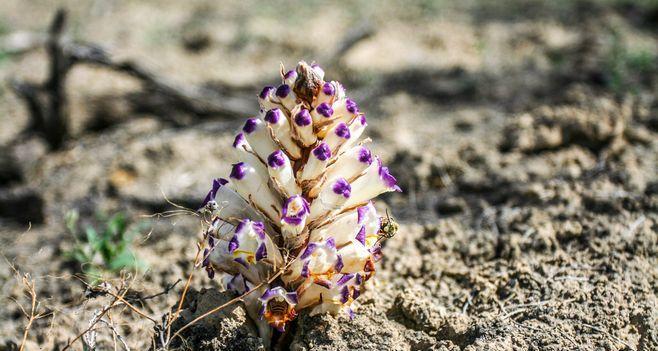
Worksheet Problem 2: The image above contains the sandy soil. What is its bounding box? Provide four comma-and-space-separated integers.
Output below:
0, 1, 656, 350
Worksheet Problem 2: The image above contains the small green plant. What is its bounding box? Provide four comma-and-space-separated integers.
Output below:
64, 210, 147, 282
604, 32, 657, 95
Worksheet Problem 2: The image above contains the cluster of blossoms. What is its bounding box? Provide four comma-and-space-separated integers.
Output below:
198, 61, 399, 343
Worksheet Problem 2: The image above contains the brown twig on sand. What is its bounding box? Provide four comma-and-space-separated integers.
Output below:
16, 273, 47, 351
323, 21, 375, 71
5, 256, 48, 351
62, 290, 122, 351
10, 8, 254, 150
10, 9, 70, 150
98, 317, 131, 351
126, 279, 182, 304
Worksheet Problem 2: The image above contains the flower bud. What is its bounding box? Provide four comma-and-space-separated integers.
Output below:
311, 102, 334, 125
308, 178, 351, 223
275, 84, 297, 111
299, 142, 332, 182
343, 157, 401, 209
264, 108, 302, 160
281, 195, 310, 249
242, 118, 279, 163
267, 150, 301, 197
323, 122, 352, 155
199, 178, 266, 225
311, 63, 325, 80
258, 86, 280, 112
313, 81, 337, 108
282, 238, 341, 286
309, 202, 379, 246
341, 115, 367, 152
231, 133, 268, 176
282, 69, 298, 86
291, 107, 317, 147
308, 145, 372, 198
229, 162, 281, 222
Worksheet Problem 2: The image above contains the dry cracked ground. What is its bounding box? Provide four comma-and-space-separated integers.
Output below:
0, 1, 657, 350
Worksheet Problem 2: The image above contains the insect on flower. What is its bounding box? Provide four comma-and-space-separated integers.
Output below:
198, 61, 400, 345
378, 209, 399, 240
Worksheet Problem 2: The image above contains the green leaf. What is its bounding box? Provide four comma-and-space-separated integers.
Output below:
65, 210, 79, 235
65, 247, 90, 264
107, 213, 127, 239
108, 249, 138, 271
85, 227, 98, 245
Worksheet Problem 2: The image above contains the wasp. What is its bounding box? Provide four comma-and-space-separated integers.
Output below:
378, 209, 399, 239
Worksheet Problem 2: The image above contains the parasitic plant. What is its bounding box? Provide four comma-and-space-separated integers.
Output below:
198, 61, 400, 344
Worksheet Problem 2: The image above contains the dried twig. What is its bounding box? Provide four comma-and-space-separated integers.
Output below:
5, 257, 48, 351
10, 8, 255, 151
17, 274, 46, 351
62, 281, 129, 351
126, 279, 182, 303
10, 9, 69, 150
98, 318, 131, 351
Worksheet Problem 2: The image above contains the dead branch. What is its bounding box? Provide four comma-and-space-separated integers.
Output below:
17, 273, 46, 351
62, 282, 129, 351
10, 9, 69, 150
325, 21, 375, 69
126, 279, 182, 304
10, 8, 255, 150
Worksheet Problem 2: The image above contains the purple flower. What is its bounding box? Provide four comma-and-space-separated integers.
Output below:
355, 226, 366, 245
332, 178, 351, 198
259, 86, 274, 99
200, 178, 229, 209
267, 150, 286, 168
258, 287, 298, 332
316, 103, 334, 118
346, 99, 359, 114
300, 243, 317, 259
284, 70, 296, 80
294, 109, 312, 126
264, 109, 282, 124
378, 159, 401, 191
312, 142, 332, 161
335, 123, 351, 139
322, 82, 335, 96
229, 162, 247, 180
232, 133, 246, 148
243, 118, 258, 134
276, 84, 291, 98
255, 243, 267, 260
335, 255, 344, 272
281, 195, 310, 226
358, 147, 372, 164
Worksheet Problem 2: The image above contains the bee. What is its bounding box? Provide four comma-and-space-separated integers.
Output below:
267, 298, 289, 316
378, 209, 398, 239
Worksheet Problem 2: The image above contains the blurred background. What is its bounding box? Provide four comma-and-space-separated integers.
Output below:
0, 1, 656, 350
